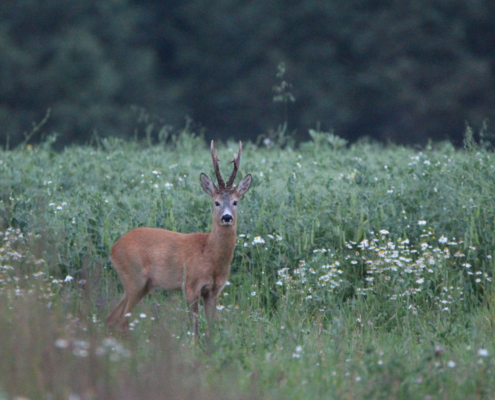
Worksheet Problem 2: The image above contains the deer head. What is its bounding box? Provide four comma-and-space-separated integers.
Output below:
200, 141, 252, 227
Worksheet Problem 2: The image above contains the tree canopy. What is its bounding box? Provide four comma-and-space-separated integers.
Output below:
1, 0, 494, 146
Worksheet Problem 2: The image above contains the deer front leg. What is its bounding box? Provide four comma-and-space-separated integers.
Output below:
186, 289, 200, 339
203, 293, 217, 336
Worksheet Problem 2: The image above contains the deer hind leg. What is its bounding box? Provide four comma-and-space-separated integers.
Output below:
106, 293, 130, 329
107, 275, 153, 331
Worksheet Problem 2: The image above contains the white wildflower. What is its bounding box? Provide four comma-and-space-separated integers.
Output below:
478, 349, 489, 357
292, 345, 303, 359
252, 236, 265, 245
55, 338, 70, 349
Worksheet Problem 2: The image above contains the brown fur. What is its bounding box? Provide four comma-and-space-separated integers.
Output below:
106, 141, 251, 337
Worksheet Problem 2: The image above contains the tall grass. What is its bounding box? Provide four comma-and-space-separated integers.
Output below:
1, 131, 495, 398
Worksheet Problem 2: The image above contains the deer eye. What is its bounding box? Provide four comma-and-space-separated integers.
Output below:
215, 201, 220, 207
233, 201, 238, 206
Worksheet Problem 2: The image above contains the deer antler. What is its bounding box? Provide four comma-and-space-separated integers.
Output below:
226, 141, 242, 188
210, 140, 225, 188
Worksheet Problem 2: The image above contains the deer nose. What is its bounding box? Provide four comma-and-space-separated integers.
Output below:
221, 214, 233, 223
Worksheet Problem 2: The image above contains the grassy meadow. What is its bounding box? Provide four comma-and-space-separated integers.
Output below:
1, 130, 495, 399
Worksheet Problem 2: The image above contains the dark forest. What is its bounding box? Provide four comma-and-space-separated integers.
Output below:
1, 0, 494, 147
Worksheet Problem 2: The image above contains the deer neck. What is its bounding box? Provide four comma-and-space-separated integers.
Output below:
207, 220, 237, 273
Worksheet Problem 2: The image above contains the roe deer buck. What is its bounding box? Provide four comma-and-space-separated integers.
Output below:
106, 141, 252, 337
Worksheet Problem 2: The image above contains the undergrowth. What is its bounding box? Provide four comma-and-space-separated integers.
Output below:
1, 131, 495, 399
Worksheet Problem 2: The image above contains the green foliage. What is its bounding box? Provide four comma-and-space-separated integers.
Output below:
2, 1, 495, 146
1, 136, 495, 398
0, 0, 187, 147
139, 0, 495, 144
306, 127, 348, 151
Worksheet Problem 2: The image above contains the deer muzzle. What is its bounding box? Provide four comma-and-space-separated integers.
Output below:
221, 213, 234, 225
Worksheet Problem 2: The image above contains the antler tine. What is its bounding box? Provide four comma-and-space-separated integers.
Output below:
226, 141, 242, 188
210, 140, 225, 188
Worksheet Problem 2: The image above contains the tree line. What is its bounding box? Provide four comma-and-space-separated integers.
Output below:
1, 0, 494, 147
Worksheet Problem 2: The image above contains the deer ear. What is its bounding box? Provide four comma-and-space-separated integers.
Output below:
235, 174, 252, 197
200, 173, 216, 195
